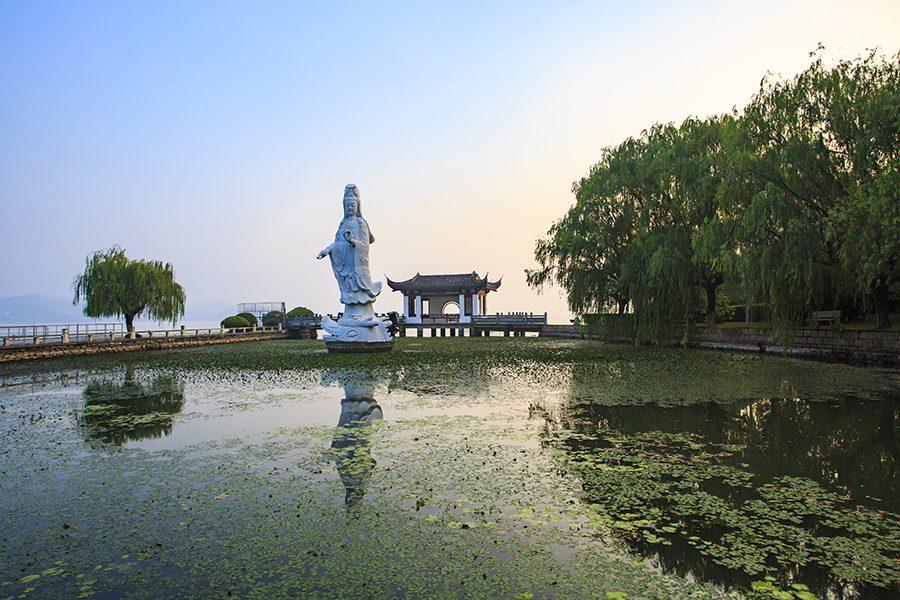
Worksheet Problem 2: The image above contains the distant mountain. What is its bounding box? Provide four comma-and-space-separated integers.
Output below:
0, 295, 87, 324
0, 295, 236, 325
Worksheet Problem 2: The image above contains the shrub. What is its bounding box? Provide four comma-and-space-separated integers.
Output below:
262, 311, 284, 327
237, 312, 258, 326
221, 315, 251, 329
286, 306, 314, 318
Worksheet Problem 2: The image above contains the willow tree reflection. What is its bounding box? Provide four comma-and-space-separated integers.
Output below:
537, 367, 900, 596
326, 373, 383, 509
79, 367, 185, 446
548, 394, 898, 511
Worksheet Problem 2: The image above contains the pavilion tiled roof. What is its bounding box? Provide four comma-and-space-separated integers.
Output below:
386, 272, 501, 294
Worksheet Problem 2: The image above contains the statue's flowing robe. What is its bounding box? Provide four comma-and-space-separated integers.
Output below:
329, 216, 382, 305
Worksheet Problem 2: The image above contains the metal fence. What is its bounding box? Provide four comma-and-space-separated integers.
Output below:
237, 302, 286, 321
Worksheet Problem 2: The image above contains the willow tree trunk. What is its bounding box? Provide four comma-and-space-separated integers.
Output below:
705, 284, 717, 328
617, 298, 628, 315
125, 314, 136, 333
872, 280, 891, 330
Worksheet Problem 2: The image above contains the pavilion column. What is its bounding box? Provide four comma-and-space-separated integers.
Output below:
414, 295, 422, 323
458, 292, 469, 323
403, 293, 410, 319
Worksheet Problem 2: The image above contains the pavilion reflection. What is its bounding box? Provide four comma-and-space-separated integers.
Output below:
78, 366, 185, 446
325, 372, 383, 509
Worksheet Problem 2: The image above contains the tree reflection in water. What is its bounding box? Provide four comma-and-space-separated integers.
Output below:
329, 375, 383, 509
78, 367, 185, 446
537, 384, 900, 597
551, 395, 899, 512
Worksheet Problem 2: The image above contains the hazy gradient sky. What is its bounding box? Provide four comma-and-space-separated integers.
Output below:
2, 1, 898, 322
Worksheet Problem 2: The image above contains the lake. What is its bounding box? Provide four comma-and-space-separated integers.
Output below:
1, 338, 897, 598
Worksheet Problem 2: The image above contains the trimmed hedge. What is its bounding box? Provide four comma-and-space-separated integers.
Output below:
237, 312, 258, 326
221, 315, 251, 329
286, 306, 314, 318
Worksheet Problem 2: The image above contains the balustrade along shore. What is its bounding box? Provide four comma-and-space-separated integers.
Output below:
0, 324, 286, 363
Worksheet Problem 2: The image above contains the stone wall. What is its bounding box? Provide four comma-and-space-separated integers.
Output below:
687, 325, 899, 366
541, 322, 900, 366
0, 330, 288, 363
539, 325, 583, 339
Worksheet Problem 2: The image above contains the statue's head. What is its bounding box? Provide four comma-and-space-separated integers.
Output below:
343, 184, 361, 218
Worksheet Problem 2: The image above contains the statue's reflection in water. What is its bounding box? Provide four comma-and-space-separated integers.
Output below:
331, 377, 382, 508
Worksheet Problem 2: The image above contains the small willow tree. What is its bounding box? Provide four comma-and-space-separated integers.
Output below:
73, 247, 186, 332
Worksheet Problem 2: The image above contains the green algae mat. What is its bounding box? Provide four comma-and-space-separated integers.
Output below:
1, 338, 897, 599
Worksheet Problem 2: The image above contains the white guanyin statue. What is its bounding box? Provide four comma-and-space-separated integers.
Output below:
316, 184, 393, 346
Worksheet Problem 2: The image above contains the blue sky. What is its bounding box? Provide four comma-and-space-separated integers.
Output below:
2, 1, 898, 322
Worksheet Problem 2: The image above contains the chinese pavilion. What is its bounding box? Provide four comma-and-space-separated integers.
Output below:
386, 272, 502, 324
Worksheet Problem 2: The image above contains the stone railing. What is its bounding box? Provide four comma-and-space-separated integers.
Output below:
472, 313, 548, 326
1, 324, 283, 348
0, 325, 288, 363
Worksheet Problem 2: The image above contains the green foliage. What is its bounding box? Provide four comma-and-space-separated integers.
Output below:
526, 147, 634, 316
548, 427, 900, 589
262, 310, 284, 327
236, 312, 258, 326
531, 49, 899, 333
72, 246, 186, 332
286, 306, 314, 318
749, 578, 818, 600
221, 315, 251, 329
529, 116, 732, 340
714, 287, 736, 322
731, 48, 899, 327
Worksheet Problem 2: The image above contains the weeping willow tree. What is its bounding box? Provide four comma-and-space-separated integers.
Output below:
526, 141, 636, 317
620, 117, 734, 340
531, 49, 897, 338
72, 247, 186, 332
732, 48, 899, 328
529, 116, 734, 342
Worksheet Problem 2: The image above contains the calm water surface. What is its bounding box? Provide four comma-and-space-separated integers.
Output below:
0, 338, 897, 598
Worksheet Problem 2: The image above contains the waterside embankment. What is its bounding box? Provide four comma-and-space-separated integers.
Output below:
542, 323, 900, 366
0, 329, 288, 363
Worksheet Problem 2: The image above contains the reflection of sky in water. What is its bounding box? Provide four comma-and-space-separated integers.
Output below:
61, 361, 896, 528
1, 341, 898, 599
35, 357, 897, 488
123, 383, 523, 451
127, 386, 345, 451
77, 360, 554, 452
